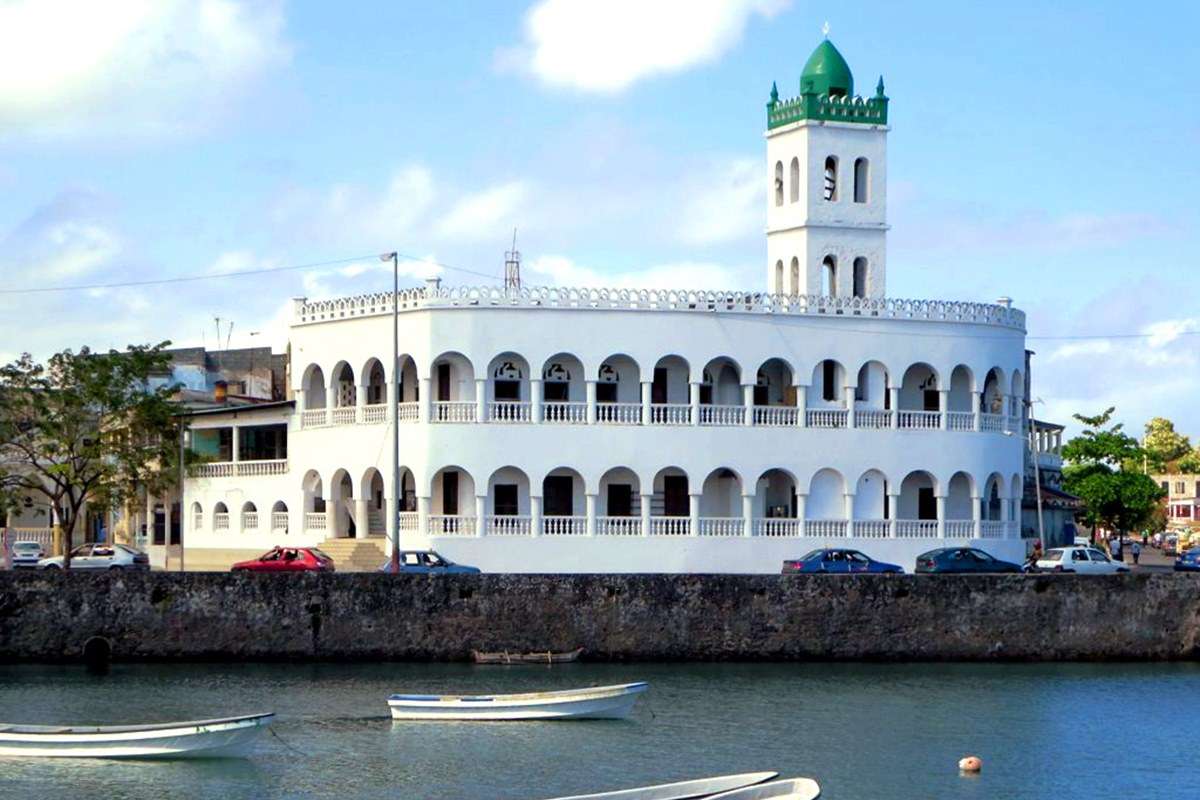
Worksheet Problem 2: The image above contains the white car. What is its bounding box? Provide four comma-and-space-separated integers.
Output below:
1036, 546, 1130, 575
9, 540, 46, 569
39, 543, 149, 571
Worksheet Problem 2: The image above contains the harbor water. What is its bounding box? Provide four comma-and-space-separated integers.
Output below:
0, 661, 1194, 799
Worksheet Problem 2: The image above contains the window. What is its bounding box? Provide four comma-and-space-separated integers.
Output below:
663, 476, 689, 516
442, 470, 458, 515
651, 368, 668, 404
918, 488, 936, 520
191, 427, 233, 461
493, 485, 518, 516
543, 381, 569, 401
855, 364, 869, 402
822, 255, 837, 296
853, 158, 869, 203
823, 156, 838, 201
774, 260, 784, 294
774, 161, 783, 206
494, 380, 520, 400
789, 157, 799, 203
822, 360, 837, 402
544, 476, 574, 516
789, 257, 800, 295
852, 257, 867, 298
239, 424, 287, 460
437, 364, 451, 401
923, 390, 939, 412
1175, 481, 1185, 494
596, 382, 617, 403
607, 484, 633, 517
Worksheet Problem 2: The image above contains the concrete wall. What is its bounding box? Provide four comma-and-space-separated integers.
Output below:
0, 572, 1196, 662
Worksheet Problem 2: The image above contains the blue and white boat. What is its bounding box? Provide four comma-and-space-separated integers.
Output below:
545, 772, 779, 800
0, 713, 274, 759
388, 682, 647, 720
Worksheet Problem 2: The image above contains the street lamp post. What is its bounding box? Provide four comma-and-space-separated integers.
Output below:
381, 252, 401, 574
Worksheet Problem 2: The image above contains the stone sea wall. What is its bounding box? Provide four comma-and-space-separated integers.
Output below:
0, 572, 1197, 662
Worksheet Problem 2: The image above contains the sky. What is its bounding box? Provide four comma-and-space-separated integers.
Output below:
1, 0, 1198, 439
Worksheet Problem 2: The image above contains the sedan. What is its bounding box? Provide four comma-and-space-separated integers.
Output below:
1175, 548, 1200, 573
9, 540, 45, 569
39, 543, 149, 571
378, 550, 481, 574
914, 547, 1023, 574
782, 548, 903, 574
1035, 546, 1130, 574
231, 546, 335, 573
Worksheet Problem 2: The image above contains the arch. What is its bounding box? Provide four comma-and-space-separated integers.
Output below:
898, 471, 939, 520
774, 260, 784, 294
899, 362, 940, 411
700, 467, 742, 518
789, 157, 800, 203
362, 357, 386, 405
542, 352, 586, 405
301, 469, 324, 513
808, 468, 846, 519
430, 351, 476, 404
652, 466, 691, 517
190, 501, 203, 528
755, 358, 795, 407
302, 364, 327, 409
651, 355, 691, 406
213, 501, 228, 514
240, 501, 257, 514
823, 156, 838, 201
789, 256, 800, 296
983, 472, 1006, 520
1010, 473, 1024, 525
431, 465, 475, 516
598, 467, 641, 517
854, 360, 888, 406
853, 469, 888, 519
853, 157, 869, 203
852, 257, 867, 298
487, 466, 530, 518
700, 357, 742, 406
946, 471, 975, 520
271, 500, 288, 513
812, 359, 846, 405
949, 365, 975, 413
982, 367, 1007, 414
1009, 369, 1025, 418
756, 468, 798, 519
330, 361, 356, 408
543, 466, 585, 517
821, 255, 837, 297
487, 351, 531, 405
397, 466, 417, 512
596, 354, 640, 404
330, 468, 355, 538
774, 160, 784, 206
396, 354, 419, 403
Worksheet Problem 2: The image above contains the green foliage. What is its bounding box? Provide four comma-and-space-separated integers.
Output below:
1142, 417, 1192, 472
1062, 407, 1164, 533
1178, 449, 1200, 475
0, 344, 181, 562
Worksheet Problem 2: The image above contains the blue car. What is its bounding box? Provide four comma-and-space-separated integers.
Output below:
782, 548, 904, 574
378, 550, 481, 574
1175, 547, 1200, 572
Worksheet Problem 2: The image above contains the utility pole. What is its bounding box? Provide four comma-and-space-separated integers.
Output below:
504, 229, 521, 291
381, 251, 401, 573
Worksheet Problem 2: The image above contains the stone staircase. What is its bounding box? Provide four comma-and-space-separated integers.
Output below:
318, 537, 388, 572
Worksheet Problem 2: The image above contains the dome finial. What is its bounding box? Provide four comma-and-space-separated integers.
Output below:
822, 21, 831, 39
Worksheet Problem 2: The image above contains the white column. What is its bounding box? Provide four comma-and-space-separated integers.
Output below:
295, 388, 307, 411
530, 378, 543, 423
640, 380, 653, 425
973, 391, 982, 431
230, 426, 239, 463
796, 493, 807, 537
742, 494, 754, 537
585, 380, 597, 424
475, 494, 487, 536
887, 492, 900, 538
418, 377, 431, 424
889, 387, 900, 428
145, 493, 154, 546
385, 496, 397, 551
475, 378, 487, 423
324, 495, 337, 539
742, 384, 754, 426
353, 498, 369, 540
971, 493, 982, 538
417, 495, 430, 538
356, 381, 367, 421
796, 385, 807, 427
936, 495, 946, 539
530, 495, 542, 537
844, 385, 856, 428
688, 492, 701, 536
843, 492, 855, 532
689, 381, 700, 426
585, 493, 597, 537
938, 389, 949, 429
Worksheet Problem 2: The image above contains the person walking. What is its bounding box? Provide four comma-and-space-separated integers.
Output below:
1110, 534, 1123, 563
1131, 540, 1141, 565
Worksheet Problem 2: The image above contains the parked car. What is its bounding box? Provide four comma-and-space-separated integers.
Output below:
38, 543, 149, 571
378, 550, 481, 574
914, 547, 1023, 574
781, 548, 903, 574
9, 540, 45, 569
1175, 547, 1200, 573
1163, 535, 1179, 556
1035, 546, 1130, 574
231, 546, 335, 573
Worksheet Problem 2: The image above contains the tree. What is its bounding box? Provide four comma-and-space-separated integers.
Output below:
1142, 416, 1192, 473
1178, 449, 1200, 475
1062, 407, 1164, 535
0, 344, 181, 567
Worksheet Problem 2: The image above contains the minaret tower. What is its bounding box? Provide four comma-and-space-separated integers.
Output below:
765, 34, 889, 298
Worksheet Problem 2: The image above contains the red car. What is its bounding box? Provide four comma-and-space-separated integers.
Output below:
231, 546, 335, 573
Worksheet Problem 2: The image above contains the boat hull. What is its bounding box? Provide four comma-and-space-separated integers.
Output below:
546, 771, 779, 800
389, 682, 646, 721
0, 714, 274, 759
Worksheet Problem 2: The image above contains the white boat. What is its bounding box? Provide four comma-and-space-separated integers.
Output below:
707, 778, 821, 800
388, 682, 648, 720
0, 713, 275, 759
546, 771, 779, 800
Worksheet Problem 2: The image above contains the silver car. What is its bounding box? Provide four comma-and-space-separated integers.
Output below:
38, 543, 149, 571
9, 540, 45, 569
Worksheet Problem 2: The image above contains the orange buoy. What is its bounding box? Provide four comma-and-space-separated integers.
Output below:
958, 756, 983, 772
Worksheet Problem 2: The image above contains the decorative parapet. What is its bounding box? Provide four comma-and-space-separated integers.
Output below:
293, 285, 1025, 332
767, 91, 888, 129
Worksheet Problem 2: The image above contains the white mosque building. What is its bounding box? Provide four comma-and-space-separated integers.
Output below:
176, 39, 1031, 573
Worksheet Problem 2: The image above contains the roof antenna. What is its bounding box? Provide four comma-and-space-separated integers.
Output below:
822, 21, 831, 39
504, 228, 521, 291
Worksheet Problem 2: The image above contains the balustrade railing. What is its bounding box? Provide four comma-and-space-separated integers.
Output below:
192, 513, 203, 530
398, 512, 418, 531
896, 520, 939, 538
486, 515, 532, 536
944, 520, 974, 538
699, 405, 745, 426
397, 402, 419, 422
754, 518, 801, 537
331, 406, 357, 425
980, 413, 1006, 432
432, 401, 476, 423
596, 516, 641, 536
855, 409, 892, 429
596, 402, 641, 424
854, 519, 890, 538
698, 517, 744, 536
542, 516, 586, 536
237, 459, 288, 476
946, 412, 975, 431
301, 409, 328, 428
428, 515, 476, 536
270, 512, 289, 532
897, 410, 941, 430
753, 405, 798, 426
649, 517, 690, 536
213, 513, 230, 530
544, 401, 588, 423
806, 519, 848, 537
241, 512, 258, 530
488, 401, 531, 423
980, 520, 1007, 538
650, 403, 691, 425
806, 409, 848, 428
193, 462, 235, 478
304, 512, 326, 530
362, 404, 387, 424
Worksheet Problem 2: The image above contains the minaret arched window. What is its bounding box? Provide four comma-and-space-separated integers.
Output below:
853, 158, 869, 203
823, 156, 838, 201
822, 255, 837, 297
852, 257, 868, 298
774, 161, 783, 206
789, 157, 799, 203
789, 257, 800, 295
774, 260, 784, 294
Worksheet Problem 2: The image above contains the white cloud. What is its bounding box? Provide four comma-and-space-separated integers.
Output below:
2, 190, 122, 282
0, 0, 289, 139
436, 181, 530, 240
527, 254, 748, 289
677, 158, 761, 245
502, 0, 790, 92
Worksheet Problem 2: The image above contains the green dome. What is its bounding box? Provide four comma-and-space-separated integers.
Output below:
800, 39, 853, 97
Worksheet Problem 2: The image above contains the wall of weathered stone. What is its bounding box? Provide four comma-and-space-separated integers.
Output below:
0, 572, 1196, 662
